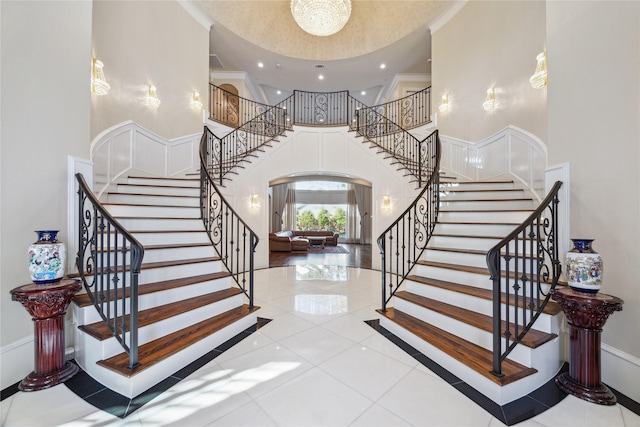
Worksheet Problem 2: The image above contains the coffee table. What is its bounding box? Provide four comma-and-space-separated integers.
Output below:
306, 236, 326, 249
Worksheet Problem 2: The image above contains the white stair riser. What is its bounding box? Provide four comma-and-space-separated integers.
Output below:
393, 298, 550, 366
126, 177, 199, 188
379, 317, 563, 405
116, 184, 200, 197
75, 311, 257, 398
435, 223, 518, 236
93, 231, 210, 247
107, 193, 200, 207
430, 235, 500, 251
92, 294, 244, 361
440, 199, 534, 211
105, 204, 200, 218
438, 211, 532, 223
423, 250, 541, 271
441, 190, 525, 201
139, 245, 216, 264
440, 182, 516, 191
116, 218, 205, 231
404, 281, 560, 334
413, 264, 544, 290
74, 275, 232, 325
133, 232, 211, 246
139, 261, 221, 284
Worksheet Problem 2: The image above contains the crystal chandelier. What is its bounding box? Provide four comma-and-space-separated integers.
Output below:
290, 0, 352, 37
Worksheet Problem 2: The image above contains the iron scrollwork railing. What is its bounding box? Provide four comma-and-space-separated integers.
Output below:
200, 134, 258, 308
359, 87, 432, 131
75, 173, 144, 369
486, 181, 563, 377
378, 130, 441, 311
355, 107, 429, 187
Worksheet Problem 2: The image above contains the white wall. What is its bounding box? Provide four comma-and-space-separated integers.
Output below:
216, 126, 422, 271
546, 1, 640, 401
431, 0, 547, 143
91, 0, 209, 141
0, 1, 92, 388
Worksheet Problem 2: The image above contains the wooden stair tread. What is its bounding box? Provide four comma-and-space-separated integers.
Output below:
116, 184, 198, 190
97, 305, 260, 377
79, 287, 243, 340
377, 308, 537, 386
439, 209, 533, 213
442, 198, 533, 202
108, 193, 198, 199
73, 271, 231, 307
437, 221, 520, 226
127, 176, 199, 182
406, 274, 563, 315
441, 189, 524, 193
394, 291, 557, 348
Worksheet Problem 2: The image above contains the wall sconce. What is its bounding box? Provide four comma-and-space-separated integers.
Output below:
250, 194, 260, 208
482, 87, 497, 111
529, 51, 547, 89
190, 91, 203, 110
382, 195, 391, 211
91, 58, 110, 96
438, 94, 450, 113
145, 85, 161, 109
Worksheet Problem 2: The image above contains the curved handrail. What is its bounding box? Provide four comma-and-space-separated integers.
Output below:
199, 128, 258, 307
360, 87, 432, 131
486, 180, 563, 377
378, 130, 441, 310
75, 173, 144, 369
355, 105, 429, 187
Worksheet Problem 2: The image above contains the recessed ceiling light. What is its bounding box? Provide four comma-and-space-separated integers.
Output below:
361, 91, 366, 95
380, 63, 386, 69
318, 75, 324, 80
277, 90, 281, 95
258, 62, 264, 68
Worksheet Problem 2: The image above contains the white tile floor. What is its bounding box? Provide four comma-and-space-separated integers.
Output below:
2, 266, 638, 426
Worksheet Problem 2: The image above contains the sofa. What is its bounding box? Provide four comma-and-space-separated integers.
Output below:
269, 230, 339, 252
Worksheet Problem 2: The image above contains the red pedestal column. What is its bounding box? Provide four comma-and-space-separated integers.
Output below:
551, 287, 623, 405
11, 279, 82, 391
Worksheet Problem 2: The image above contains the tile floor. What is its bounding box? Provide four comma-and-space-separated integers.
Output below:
2, 266, 639, 426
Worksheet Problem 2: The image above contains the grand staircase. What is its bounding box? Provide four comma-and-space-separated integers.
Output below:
73, 85, 563, 406
72, 176, 259, 398
378, 178, 564, 405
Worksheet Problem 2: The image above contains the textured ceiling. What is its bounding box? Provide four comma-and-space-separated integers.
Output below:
194, 1, 454, 105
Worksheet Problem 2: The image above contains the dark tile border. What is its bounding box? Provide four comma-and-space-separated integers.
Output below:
364, 319, 640, 425
1, 318, 272, 419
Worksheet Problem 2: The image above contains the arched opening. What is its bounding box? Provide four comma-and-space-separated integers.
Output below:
269, 175, 372, 244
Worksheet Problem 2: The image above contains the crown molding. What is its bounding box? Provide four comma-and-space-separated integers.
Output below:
429, 1, 467, 35
178, 0, 214, 31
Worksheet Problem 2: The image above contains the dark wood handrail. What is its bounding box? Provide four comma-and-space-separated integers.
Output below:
75, 172, 144, 369
486, 180, 563, 377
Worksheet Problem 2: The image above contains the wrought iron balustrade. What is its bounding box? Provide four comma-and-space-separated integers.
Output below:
378, 130, 441, 311
359, 87, 432, 131
75, 173, 144, 369
486, 181, 563, 378
200, 133, 258, 307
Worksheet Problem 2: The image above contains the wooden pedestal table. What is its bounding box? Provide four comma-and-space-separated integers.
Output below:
551, 287, 623, 405
10, 279, 82, 391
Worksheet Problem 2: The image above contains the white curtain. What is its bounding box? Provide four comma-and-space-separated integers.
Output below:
271, 184, 288, 232
283, 184, 297, 231
346, 188, 358, 243
353, 184, 372, 244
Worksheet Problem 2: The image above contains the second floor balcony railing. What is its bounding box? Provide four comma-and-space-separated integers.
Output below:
209, 84, 431, 133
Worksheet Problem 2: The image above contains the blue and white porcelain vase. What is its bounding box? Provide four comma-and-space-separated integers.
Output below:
565, 239, 602, 293
27, 230, 66, 284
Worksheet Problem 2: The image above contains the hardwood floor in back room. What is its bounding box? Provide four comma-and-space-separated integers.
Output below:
268, 243, 372, 269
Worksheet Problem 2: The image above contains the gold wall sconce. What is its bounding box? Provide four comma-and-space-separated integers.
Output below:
145, 85, 161, 109
250, 194, 260, 208
439, 94, 450, 113
529, 51, 547, 89
191, 91, 203, 110
382, 195, 391, 211
91, 58, 110, 96
483, 87, 497, 111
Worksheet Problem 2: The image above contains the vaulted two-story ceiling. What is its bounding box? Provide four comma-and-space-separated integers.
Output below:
187, 0, 456, 105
